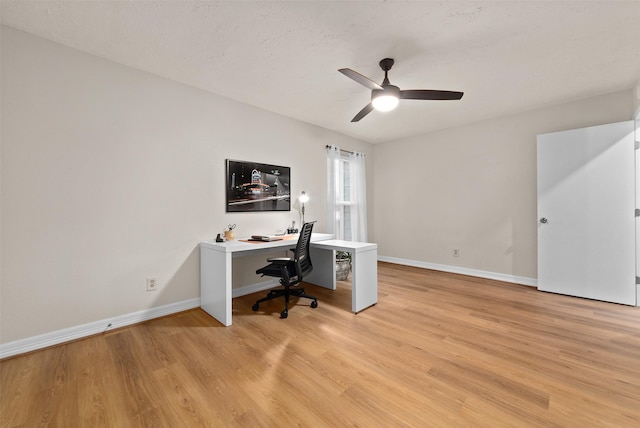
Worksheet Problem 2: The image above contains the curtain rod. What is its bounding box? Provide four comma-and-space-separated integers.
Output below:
325, 145, 354, 155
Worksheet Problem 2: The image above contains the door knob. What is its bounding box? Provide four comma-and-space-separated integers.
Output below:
540, 217, 548, 224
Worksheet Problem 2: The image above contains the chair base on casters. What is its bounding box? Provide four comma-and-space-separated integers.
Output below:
252, 286, 318, 319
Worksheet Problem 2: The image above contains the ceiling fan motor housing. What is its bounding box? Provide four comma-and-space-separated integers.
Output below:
371, 85, 399, 101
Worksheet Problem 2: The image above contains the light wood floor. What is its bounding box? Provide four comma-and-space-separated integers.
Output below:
2, 262, 640, 427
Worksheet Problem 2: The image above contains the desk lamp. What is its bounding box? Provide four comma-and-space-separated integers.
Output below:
299, 191, 309, 224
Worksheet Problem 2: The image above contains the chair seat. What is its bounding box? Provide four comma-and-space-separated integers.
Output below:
256, 261, 297, 280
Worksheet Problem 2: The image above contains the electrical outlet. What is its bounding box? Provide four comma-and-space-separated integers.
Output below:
146, 277, 157, 291
453, 249, 459, 257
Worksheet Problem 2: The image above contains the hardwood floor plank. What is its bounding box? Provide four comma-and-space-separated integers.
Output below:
106, 331, 158, 418
152, 362, 219, 427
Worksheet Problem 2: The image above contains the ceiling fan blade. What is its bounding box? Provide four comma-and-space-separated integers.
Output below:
351, 103, 374, 122
339, 68, 383, 91
400, 90, 464, 100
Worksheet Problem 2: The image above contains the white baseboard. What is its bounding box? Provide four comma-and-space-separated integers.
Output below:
378, 256, 538, 287
0, 298, 201, 359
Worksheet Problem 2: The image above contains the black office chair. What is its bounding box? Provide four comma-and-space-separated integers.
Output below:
252, 221, 318, 319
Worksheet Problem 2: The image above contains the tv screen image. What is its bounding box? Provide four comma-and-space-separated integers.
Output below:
226, 159, 291, 212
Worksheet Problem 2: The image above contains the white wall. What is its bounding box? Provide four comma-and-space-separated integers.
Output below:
634, 77, 640, 115
0, 26, 372, 344
373, 89, 635, 282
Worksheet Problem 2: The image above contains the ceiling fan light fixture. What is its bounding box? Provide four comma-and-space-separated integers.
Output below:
371, 86, 400, 112
372, 94, 399, 111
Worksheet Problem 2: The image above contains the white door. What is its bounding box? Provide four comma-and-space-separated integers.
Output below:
537, 121, 636, 305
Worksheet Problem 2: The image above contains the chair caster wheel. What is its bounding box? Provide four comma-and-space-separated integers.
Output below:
310, 301, 318, 309
252, 303, 259, 311
280, 310, 288, 319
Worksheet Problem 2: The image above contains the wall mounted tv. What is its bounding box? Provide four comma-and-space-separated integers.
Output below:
226, 159, 291, 212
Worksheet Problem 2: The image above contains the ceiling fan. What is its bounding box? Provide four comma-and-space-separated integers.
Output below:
338, 58, 464, 122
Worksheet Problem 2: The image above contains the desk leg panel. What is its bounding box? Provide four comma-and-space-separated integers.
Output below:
200, 248, 232, 326
352, 249, 378, 313
305, 247, 336, 290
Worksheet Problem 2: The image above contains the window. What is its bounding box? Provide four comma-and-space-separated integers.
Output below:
334, 154, 352, 240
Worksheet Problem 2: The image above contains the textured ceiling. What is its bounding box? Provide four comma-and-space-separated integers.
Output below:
2, 1, 639, 144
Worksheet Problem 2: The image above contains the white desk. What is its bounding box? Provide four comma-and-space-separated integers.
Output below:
200, 234, 378, 326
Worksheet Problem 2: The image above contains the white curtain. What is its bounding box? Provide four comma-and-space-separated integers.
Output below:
349, 151, 368, 242
326, 145, 341, 237
326, 145, 367, 242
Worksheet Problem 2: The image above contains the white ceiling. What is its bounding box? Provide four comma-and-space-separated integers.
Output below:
2, 1, 639, 144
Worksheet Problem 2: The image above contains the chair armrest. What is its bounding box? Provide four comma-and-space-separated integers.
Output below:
266, 257, 291, 263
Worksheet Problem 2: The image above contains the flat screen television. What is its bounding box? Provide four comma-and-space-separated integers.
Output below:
226, 159, 291, 212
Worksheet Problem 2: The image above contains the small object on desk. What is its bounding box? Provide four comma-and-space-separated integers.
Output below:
250, 235, 283, 242
215, 233, 224, 242
223, 224, 236, 241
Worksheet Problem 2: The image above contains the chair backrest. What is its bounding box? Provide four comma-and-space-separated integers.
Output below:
293, 221, 315, 280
